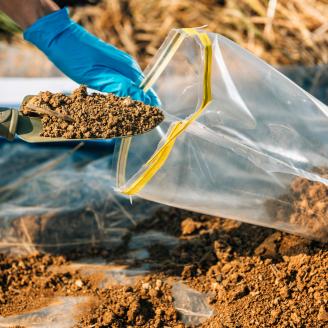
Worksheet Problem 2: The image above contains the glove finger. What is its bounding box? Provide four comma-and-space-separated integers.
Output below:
145, 88, 161, 108
128, 87, 160, 107
99, 74, 160, 107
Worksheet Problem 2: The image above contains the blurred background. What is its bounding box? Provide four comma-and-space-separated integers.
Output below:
0, 0, 327, 73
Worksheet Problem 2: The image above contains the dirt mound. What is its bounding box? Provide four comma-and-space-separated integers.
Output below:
78, 277, 182, 328
0, 208, 327, 327
22, 86, 164, 139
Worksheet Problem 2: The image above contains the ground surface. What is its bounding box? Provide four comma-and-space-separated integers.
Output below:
0, 207, 327, 327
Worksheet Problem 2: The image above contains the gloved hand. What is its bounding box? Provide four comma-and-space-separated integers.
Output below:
24, 8, 159, 106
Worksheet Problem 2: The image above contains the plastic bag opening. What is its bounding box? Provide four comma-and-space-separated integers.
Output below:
113, 28, 328, 241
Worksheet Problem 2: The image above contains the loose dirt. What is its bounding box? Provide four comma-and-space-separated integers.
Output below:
0, 207, 327, 327
77, 277, 181, 328
22, 86, 164, 139
267, 168, 328, 241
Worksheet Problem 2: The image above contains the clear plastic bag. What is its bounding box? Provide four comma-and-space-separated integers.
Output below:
280, 65, 327, 105
114, 28, 328, 241
0, 296, 88, 328
172, 282, 214, 326
0, 141, 162, 254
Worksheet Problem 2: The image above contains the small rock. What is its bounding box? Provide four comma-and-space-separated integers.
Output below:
291, 312, 300, 324
0, 295, 6, 304
250, 290, 260, 297
142, 282, 150, 290
155, 279, 163, 289
75, 279, 83, 288
102, 311, 114, 324
271, 308, 281, 320
149, 288, 160, 298
155, 308, 163, 316
181, 218, 201, 235
122, 97, 133, 106
279, 286, 290, 299
318, 305, 328, 321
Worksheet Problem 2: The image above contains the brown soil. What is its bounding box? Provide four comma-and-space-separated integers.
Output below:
267, 168, 328, 241
21, 86, 164, 139
0, 208, 327, 327
77, 276, 182, 328
0, 253, 84, 316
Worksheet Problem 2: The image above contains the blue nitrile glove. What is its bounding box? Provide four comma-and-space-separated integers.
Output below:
23, 8, 159, 106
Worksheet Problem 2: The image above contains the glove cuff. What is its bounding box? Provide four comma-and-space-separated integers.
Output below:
24, 7, 73, 48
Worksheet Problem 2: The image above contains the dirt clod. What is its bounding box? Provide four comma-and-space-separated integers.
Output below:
266, 168, 328, 241
318, 305, 328, 321
0, 208, 327, 327
22, 86, 164, 139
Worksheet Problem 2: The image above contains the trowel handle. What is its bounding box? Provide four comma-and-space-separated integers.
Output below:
0, 108, 18, 141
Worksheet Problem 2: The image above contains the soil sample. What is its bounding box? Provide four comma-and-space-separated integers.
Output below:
21, 86, 164, 139
0, 209, 327, 327
266, 168, 328, 241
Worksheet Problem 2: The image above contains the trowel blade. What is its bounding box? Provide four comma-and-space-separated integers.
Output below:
16, 114, 69, 143
16, 115, 108, 143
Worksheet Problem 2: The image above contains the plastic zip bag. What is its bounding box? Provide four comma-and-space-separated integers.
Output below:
0, 141, 162, 255
172, 282, 213, 326
114, 28, 328, 241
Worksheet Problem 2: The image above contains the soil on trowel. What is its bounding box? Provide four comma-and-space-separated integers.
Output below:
21, 85, 164, 139
266, 167, 328, 241
0, 208, 327, 327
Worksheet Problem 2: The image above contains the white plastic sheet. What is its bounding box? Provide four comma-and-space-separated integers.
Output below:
172, 282, 213, 326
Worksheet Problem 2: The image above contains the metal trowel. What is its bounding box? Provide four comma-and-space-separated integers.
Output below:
0, 95, 81, 143
0, 95, 157, 143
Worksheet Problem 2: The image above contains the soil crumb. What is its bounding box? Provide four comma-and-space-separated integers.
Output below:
0, 209, 327, 327
266, 168, 328, 241
21, 85, 164, 139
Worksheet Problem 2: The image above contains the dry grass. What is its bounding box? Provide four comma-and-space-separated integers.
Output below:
71, 0, 328, 68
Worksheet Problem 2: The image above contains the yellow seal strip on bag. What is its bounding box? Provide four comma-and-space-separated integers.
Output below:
121, 28, 213, 195
116, 30, 187, 189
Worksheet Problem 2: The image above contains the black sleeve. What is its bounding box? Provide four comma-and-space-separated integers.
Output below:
53, 0, 100, 8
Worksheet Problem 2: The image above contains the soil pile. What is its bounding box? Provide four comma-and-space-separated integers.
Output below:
78, 277, 182, 328
22, 86, 164, 139
267, 168, 328, 241
0, 253, 183, 327
141, 209, 328, 327
0, 253, 88, 316
0, 208, 327, 327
